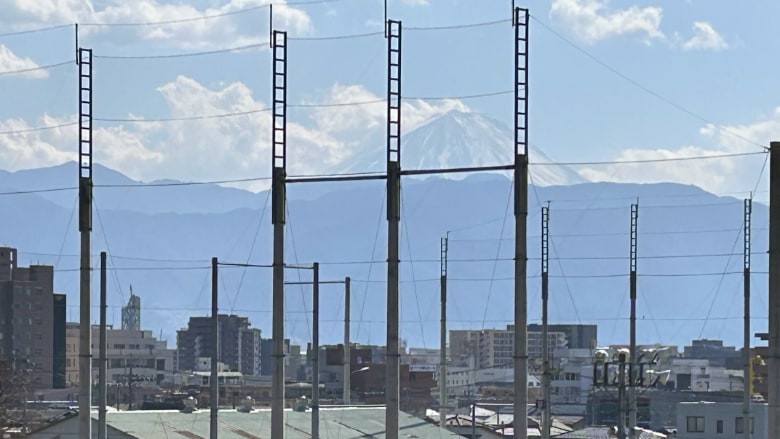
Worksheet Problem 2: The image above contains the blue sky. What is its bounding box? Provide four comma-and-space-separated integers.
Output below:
0, 0, 776, 199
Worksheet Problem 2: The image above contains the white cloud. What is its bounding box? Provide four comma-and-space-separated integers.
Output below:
549, 0, 664, 44
0, 78, 472, 190
578, 111, 779, 197
0, 45, 47, 79
681, 21, 728, 51
0, 0, 311, 50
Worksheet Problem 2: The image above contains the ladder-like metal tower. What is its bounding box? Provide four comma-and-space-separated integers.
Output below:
77, 47, 93, 439
271, 29, 288, 439
386, 19, 402, 439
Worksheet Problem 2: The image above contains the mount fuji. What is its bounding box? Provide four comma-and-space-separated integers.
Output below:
339, 110, 586, 186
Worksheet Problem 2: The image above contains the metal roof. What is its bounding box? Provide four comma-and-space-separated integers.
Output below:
103, 407, 462, 439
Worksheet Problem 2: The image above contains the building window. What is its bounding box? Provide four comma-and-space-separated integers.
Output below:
735, 417, 754, 434
687, 416, 705, 433
716, 420, 723, 433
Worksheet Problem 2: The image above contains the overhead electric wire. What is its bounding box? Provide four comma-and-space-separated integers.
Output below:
354, 188, 386, 344
0, 121, 78, 135
479, 176, 514, 330
406, 18, 511, 31
530, 151, 766, 166
407, 89, 513, 101
0, 23, 73, 37
400, 188, 427, 349
0, 60, 74, 76
529, 13, 768, 152
288, 31, 384, 41
93, 196, 127, 306
78, 0, 345, 27
94, 42, 268, 60
229, 190, 272, 314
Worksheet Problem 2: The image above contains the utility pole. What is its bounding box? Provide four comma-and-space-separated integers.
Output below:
628, 203, 638, 438
743, 198, 752, 439
440, 235, 448, 429
541, 204, 550, 439
617, 352, 627, 439
271, 28, 288, 439
343, 276, 351, 405
770, 141, 780, 439
513, 7, 530, 439
128, 363, 132, 410
312, 262, 320, 439
210, 257, 218, 439
98, 252, 107, 439
386, 18, 402, 439
77, 46, 93, 439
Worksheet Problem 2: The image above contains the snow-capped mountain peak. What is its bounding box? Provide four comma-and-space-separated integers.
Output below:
339, 110, 585, 186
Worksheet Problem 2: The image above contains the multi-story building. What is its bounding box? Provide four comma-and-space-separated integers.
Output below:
65, 322, 80, 387
176, 314, 262, 375
0, 247, 65, 389
677, 401, 767, 439
65, 324, 176, 386
683, 339, 740, 368
449, 325, 567, 369
527, 324, 597, 350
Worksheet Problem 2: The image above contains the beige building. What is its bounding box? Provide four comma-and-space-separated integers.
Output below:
65, 322, 80, 387
65, 324, 175, 388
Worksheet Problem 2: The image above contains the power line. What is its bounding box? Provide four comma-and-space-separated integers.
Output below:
0, 121, 77, 135
289, 31, 384, 41
78, 0, 345, 27
406, 18, 511, 31
530, 151, 766, 166
94, 42, 267, 60
0, 23, 73, 38
529, 13, 768, 152
407, 90, 513, 101
0, 60, 74, 76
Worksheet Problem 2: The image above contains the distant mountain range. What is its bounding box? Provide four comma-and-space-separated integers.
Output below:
0, 161, 767, 352
0, 111, 767, 352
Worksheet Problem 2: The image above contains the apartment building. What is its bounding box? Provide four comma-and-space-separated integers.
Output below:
0, 247, 65, 389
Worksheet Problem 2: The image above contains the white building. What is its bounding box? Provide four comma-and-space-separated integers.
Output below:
677, 401, 767, 439
84, 325, 176, 386
670, 358, 744, 392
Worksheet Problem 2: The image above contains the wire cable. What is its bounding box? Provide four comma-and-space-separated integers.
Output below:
94, 42, 267, 60
354, 187, 386, 344
0, 121, 78, 135
530, 151, 766, 166
400, 187, 427, 349
0, 23, 73, 37
479, 176, 514, 329
229, 190, 272, 314
0, 60, 74, 76
529, 13, 768, 152
406, 18, 511, 31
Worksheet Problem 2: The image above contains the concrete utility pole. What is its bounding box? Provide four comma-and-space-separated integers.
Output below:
617, 352, 627, 439
77, 47, 93, 439
628, 203, 638, 439
541, 205, 550, 439
312, 262, 320, 439
98, 252, 107, 439
386, 18, 402, 439
440, 235, 448, 429
343, 276, 351, 405
210, 257, 218, 439
770, 141, 780, 437
513, 7, 530, 439
271, 29, 288, 439
743, 198, 752, 439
